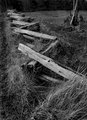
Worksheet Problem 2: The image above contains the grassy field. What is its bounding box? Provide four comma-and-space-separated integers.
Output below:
25, 11, 87, 25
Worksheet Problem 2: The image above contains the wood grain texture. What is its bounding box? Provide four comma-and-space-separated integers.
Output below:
14, 28, 57, 40
18, 43, 85, 81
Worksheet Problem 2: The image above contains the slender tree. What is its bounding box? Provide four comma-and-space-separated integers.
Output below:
70, 0, 79, 25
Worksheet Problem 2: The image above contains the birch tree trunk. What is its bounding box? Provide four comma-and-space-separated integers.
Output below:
70, 0, 79, 25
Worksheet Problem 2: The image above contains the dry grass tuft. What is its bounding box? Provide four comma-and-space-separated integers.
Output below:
31, 78, 87, 120
2, 65, 47, 120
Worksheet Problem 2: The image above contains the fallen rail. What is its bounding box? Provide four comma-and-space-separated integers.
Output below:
12, 20, 39, 26
18, 43, 85, 81
14, 28, 57, 40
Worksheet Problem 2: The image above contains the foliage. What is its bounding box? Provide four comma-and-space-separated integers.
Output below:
1, 0, 87, 12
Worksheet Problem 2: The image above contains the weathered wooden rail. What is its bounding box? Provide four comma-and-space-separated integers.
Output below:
14, 28, 57, 40
12, 21, 39, 27
18, 43, 85, 81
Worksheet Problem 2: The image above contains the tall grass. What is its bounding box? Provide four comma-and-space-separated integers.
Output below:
2, 16, 50, 120
31, 78, 87, 120
8, 65, 44, 119
1, 64, 46, 120
2, 62, 52, 120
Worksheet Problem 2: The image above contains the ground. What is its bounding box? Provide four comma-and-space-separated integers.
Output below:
1, 11, 87, 120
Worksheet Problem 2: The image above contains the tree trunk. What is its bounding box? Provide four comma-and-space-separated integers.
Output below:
73, 0, 75, 10
70, 0, 79, 25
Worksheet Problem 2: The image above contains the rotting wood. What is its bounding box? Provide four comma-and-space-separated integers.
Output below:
39, 75, 64, 83
8, 12, 25, 17
14, 28, 57, 40
20, 24, 39, 31
9, 15, 24, 21
25, 60, 37, 68
27, 60, 36, 67
21, 39, 55, 68
7, 9, 16, 15
7, 9, 25, 17
26, 43, 34, 48
7, 9, 16, 12
15, 25, 28, 29
12, 20, 39, 27
18, 43, 85, 81
23, 35, 35, 41
7, 9, 16, 14
9, 15, 28, 20
27, 40, 59, 67
18, 17, 34, 22
20, 25, 27, 29
11, 13, 22, 16
42, 40, 58, 54
9, 16, 34, 22
12, 31, 20, 35
11, 26, 17, 30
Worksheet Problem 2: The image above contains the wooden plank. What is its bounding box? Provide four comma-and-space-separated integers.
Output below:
18, 43, 85, 80
7, 9, 16, 14
11, 13, 21, 16
42, 40, 58, 54
14, 28, 57, 40
9, 15, 24, 20
9, 15, 26, 20
12, 31, 19, 35
26, 43, 34, 48
19, 22, 37, 29
10, 15, 34, 22
8, 12, 24, 17
39, 75, 64, 83
19, 17, 34, 22
23, 35, 35, 41
20, 25, 27, 29
28, 60, 36, 66
9, 15, 21, 19
12, 20, 39, 27
27, 40, 59, 67
7, 9, 16, 12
